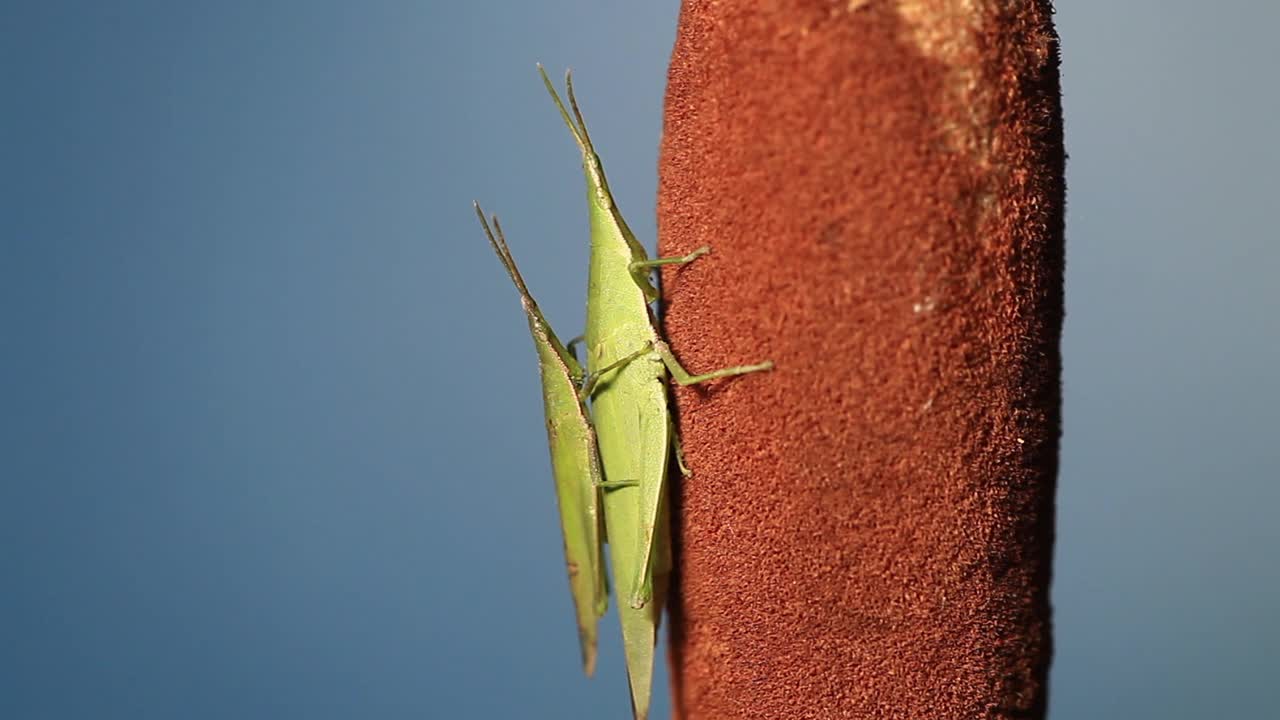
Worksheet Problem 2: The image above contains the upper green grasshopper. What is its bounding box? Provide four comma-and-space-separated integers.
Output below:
474, 204, 610, 676
540, 65, 774, 720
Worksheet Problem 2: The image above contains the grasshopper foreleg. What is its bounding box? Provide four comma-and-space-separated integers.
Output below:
578, 343, 654, 400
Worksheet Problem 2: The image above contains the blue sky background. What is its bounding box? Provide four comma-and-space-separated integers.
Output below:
3, 2, 1276, 718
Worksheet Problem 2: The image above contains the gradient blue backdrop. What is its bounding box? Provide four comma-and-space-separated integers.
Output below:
4, 2, 1276, 718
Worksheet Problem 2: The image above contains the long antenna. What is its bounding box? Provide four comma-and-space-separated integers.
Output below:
473, 201, 534, 303
538, 63, 592, 154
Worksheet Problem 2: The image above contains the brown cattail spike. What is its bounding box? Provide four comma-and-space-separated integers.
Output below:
658, 2, 1064, 719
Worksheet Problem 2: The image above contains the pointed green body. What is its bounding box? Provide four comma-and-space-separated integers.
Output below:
540, 67, 772, 720
475, 205, 607, 676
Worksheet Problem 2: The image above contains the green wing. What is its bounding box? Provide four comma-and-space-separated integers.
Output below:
475, 204, 608, 675
603, 394, 670, 720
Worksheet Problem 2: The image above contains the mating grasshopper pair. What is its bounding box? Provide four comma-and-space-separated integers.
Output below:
475, 66, 773, 720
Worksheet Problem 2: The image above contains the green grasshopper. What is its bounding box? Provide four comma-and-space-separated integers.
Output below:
540, 66, 774, 720
474, 204, 612, 675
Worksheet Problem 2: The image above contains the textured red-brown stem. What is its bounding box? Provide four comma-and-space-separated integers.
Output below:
657, 2, 1063, 718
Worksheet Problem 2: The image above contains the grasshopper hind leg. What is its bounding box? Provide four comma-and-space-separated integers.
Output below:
629, 245, 711, 271
670, 419, 692, 477
654, 339, 774, 386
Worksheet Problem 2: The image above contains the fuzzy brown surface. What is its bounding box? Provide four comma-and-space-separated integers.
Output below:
656, 2, 1063, 718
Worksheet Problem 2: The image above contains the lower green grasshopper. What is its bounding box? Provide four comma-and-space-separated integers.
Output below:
474, 204, 609, 675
